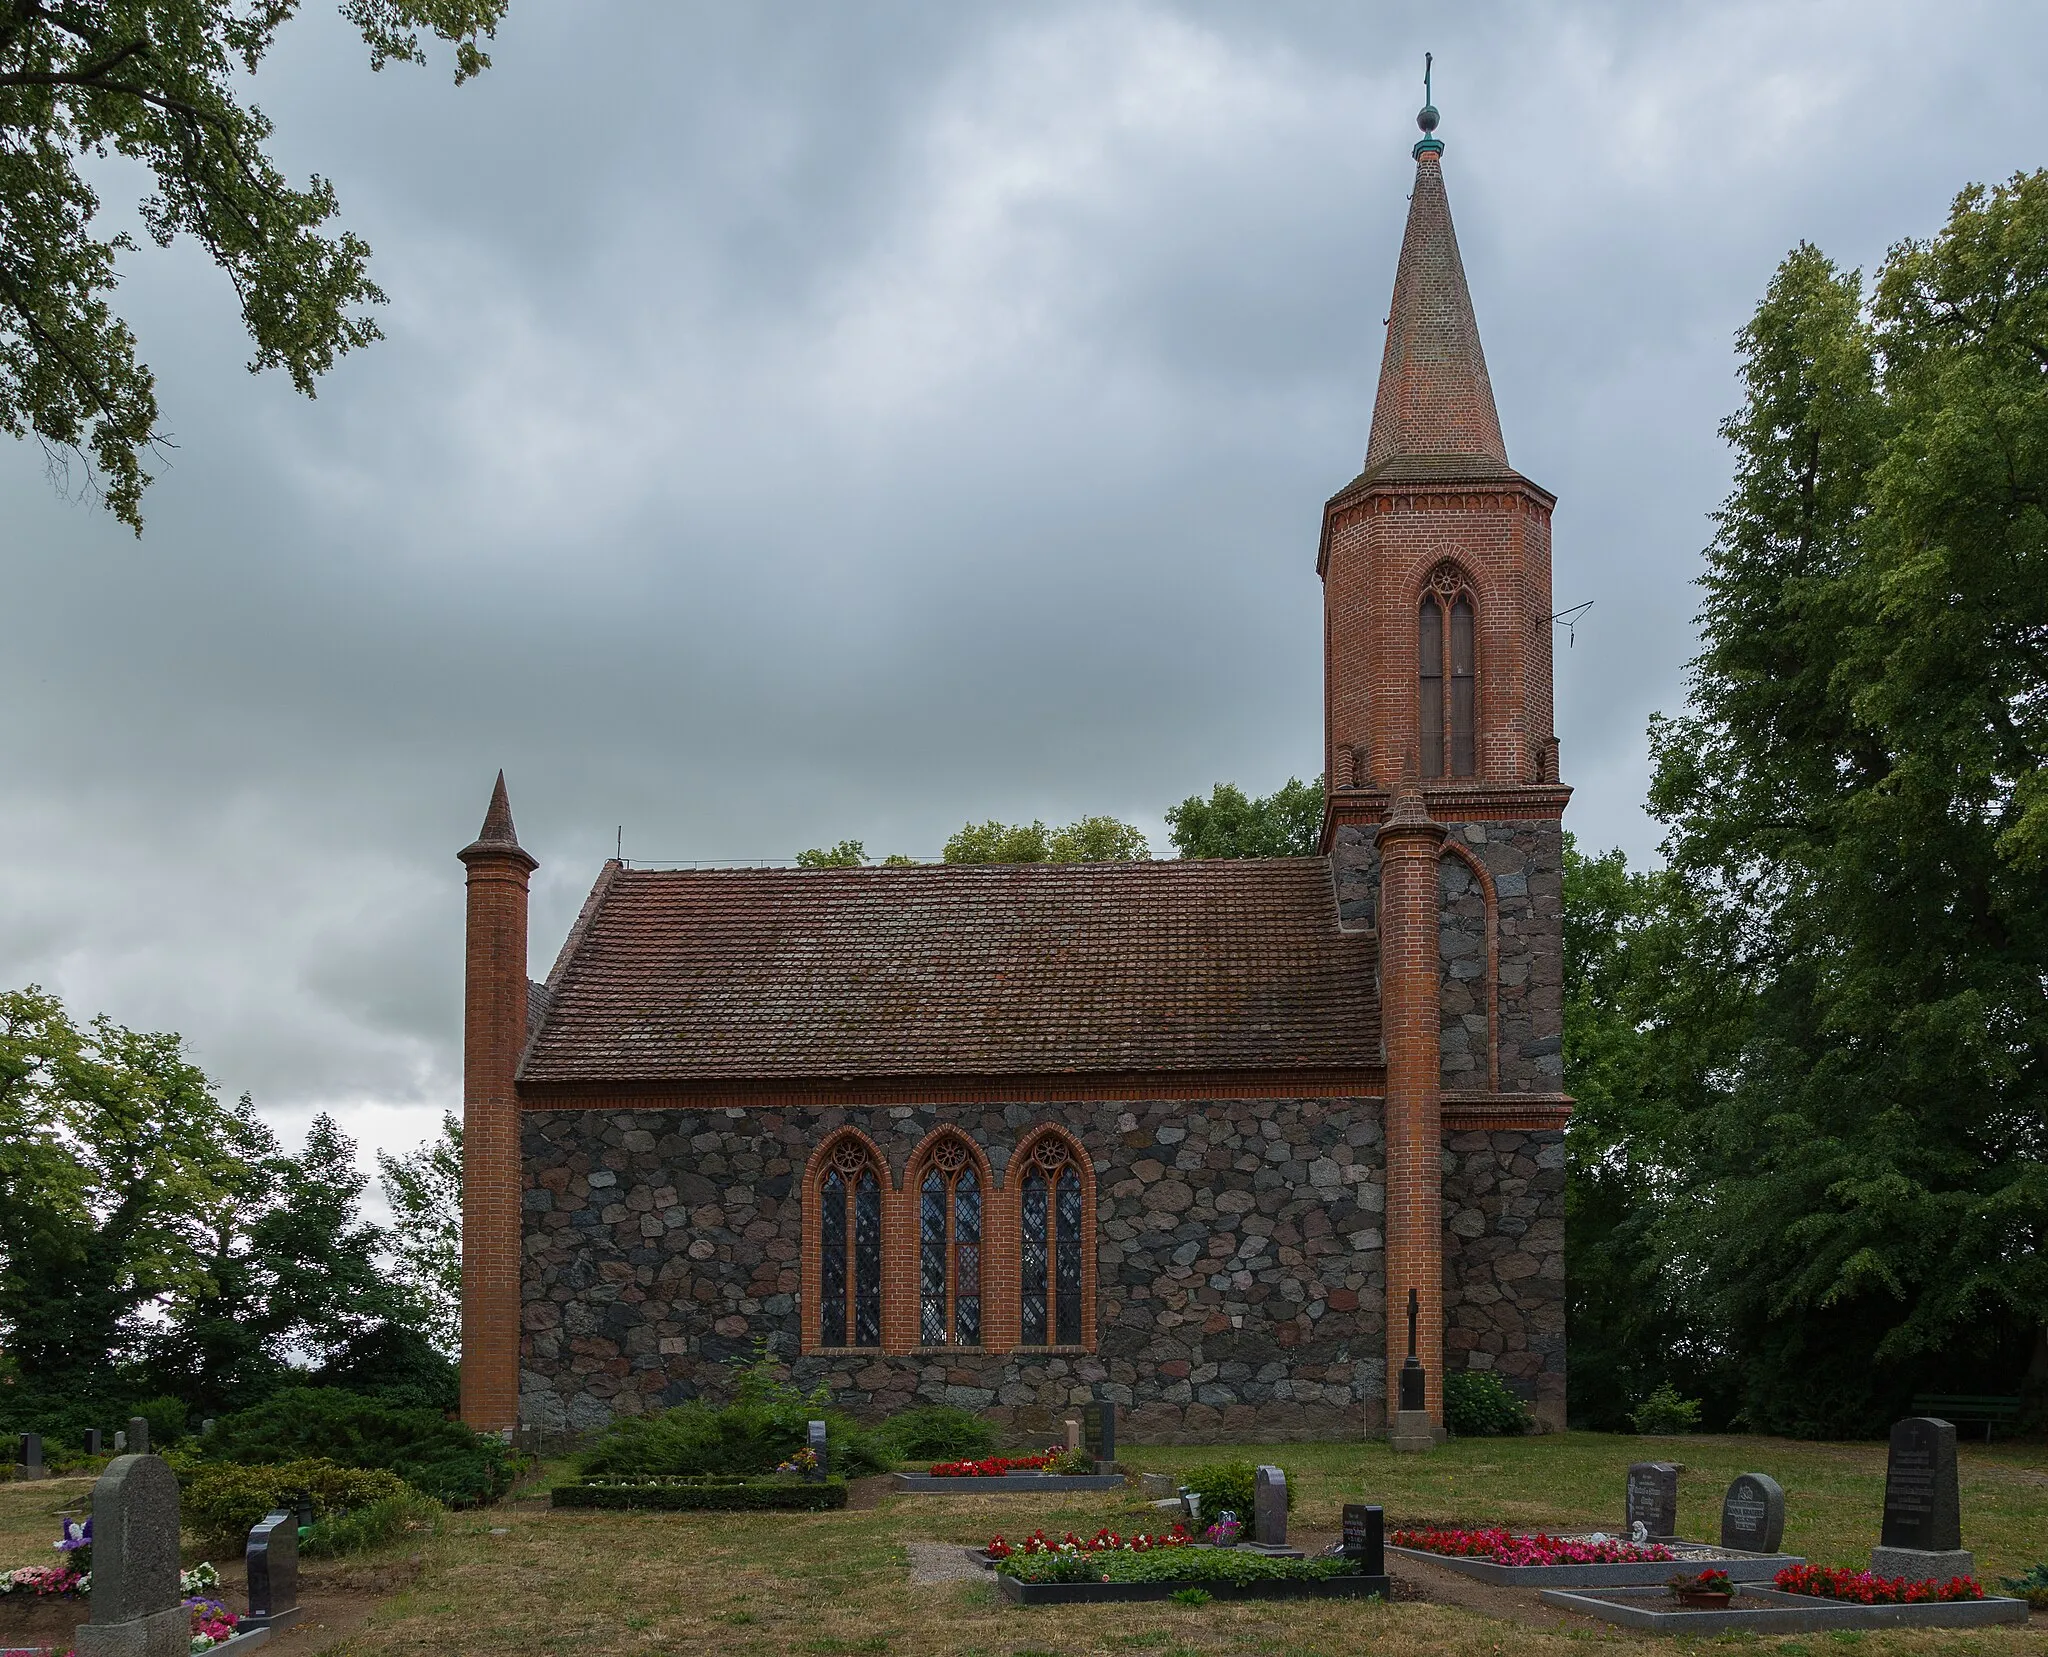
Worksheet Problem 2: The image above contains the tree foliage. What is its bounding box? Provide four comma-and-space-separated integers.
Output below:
1572, 173, 2048, 1435
1165, 777, 1322, 859
376, 1109, 460, 1356
0, 0, 506, 530
942, 815, 1149, 864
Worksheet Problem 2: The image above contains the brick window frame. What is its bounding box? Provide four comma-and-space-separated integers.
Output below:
901, 1127, 996, 1353
1008, 1126, 1096, 1353
799, 1127, 892, 1355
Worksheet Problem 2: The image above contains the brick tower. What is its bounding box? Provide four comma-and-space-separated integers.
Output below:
1321, 90, 1570, 1428
458, 772, 536, 1430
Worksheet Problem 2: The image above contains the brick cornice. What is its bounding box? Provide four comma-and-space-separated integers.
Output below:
516, 1066, 1389, 1111
1318, 472, 1556, 576
1442, 1091, 1573, 1130
1326, 784, 1573, 847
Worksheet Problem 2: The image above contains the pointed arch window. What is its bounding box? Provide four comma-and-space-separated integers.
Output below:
818, 1138, 883, 1348
1420, 567, 1477, 779
915, 1136, 983, 1346
1019, 1136, 1086, 1347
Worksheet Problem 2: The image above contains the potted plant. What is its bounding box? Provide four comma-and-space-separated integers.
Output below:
1666, 1569, 1734, 1608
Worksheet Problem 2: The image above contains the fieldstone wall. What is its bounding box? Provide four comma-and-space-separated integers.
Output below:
519, 1099, 1566, 1443
1442, 1127, 1567, 1430
1440, 820, 1565, 1094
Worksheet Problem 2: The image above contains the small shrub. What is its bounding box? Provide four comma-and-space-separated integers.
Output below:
181, 1459, 416, 1548
1444, 1370, 1533, 1437
1170, 1588, 1211, 1606
1629, 1383, 1703, 1435
205, 1389, 520, 1507
872, 1405, 995, 1463
132, 1394, 189, 1448
1998, 1564, 2048, 1609
1180, 1460, 1289, 1522
302, 1490, 442, 1557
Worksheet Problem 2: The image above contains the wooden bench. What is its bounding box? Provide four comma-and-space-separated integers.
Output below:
1911, 1394, 2023, 1441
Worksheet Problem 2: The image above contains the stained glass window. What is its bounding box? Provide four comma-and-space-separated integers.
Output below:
911, 1136, 982, 1347
1420, 568, 1477, 781
1419, 595, 1444, 779
817, 1139, 882, 1349
919, 1170, 947, 1346
1020, 1136, 1086, 1347
1450, 596, 1476, 777
955, 1168, 981, 1346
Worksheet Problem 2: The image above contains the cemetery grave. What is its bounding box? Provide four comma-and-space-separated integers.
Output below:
891, 1403, 1125, 1492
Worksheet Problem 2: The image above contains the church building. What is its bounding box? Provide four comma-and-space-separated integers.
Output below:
458, 101, 1570, 1443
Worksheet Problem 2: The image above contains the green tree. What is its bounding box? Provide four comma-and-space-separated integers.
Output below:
1165, 777, 1322, 859
796, 839, 869, 868
1642, 174, 2048, 1433
376, 1111, 461, 1356
943, 815, 1149, 864
1, 0, 507, 531
0, 987, 242, 1385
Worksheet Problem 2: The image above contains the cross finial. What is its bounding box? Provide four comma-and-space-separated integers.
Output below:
1424, 52, 1432, 106
1415, 52, 1443, 156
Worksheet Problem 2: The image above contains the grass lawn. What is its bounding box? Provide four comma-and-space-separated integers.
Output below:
3, 1434, 2044, 1655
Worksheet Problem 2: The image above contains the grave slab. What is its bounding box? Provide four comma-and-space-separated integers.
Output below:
1539, 1583, 2027, 1635
1386, 1540, 1803, 1588
891, 1472, 1126, 1493
995, 1571, 1388, 1606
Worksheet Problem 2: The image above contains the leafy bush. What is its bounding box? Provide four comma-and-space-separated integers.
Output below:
1445, 1370, 1534, 1437
132, 1395, 189, 1448
312, 1323, 458, 1413
1629, 1383, 1703, 1435
1998, 1565, 2048, 1609
180, 1458, 415, 1548
551, 1475, 847, 1512
1180, 1461, 1289, 1522
302, 1489, 442, 1557
1001, 1549, 1353, 1586
872, 1405, 995, 1463
204, 1388, 520, 1506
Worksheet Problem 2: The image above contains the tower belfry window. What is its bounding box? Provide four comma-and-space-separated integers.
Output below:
1420, 568, 1477, 779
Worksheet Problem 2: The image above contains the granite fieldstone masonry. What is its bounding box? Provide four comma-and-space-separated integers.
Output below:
1440, 1127, 1565, 1420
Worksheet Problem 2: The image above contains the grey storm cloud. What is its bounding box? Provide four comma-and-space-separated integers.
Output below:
3, 0, 2045, 1175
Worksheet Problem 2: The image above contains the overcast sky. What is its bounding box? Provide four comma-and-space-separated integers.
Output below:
4, 0, 2045, 1187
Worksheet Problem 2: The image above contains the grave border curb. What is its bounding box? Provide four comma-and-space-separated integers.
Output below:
995, 1572, 1391, 1605
1538, 1583, 2030, 1634
1387, 1542, 1804, 1586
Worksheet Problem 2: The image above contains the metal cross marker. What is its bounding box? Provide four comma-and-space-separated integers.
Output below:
1406, 1286, 1419, 1357
1424, 52, 1432, 106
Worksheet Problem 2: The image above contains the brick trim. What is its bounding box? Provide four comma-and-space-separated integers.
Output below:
1441, 1092, 1573, 1130
515, 1068, 1387, 1109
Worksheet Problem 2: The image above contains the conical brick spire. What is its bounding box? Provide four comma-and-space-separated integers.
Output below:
460, 771, 537, 870
1364, 136, 1508, 475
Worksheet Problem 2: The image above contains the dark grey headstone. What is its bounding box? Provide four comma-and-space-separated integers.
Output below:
1880, 1417, 1961, 1552
1342, 1503, 1385, 1575
1720, 1472, 1785, 1553
805, 1419, 829, 1483
1081, 1401, 1116, 1464
112, 1430, 126, 1452
124, 1417, 149, 1456
73, 1453, 187, 1657
1253, 1465, 1287, 1547
83, 1429, 103, 1456
1625, 1462, 1681, 1539
245, 1510, 303, 1633
17, 1432, 44, 1479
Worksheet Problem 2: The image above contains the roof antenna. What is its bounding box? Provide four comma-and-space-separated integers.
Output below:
616, 824, 623, 863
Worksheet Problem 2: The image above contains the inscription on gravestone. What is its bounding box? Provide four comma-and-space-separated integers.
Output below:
1341, 1504, 1385, 1576
246, 1509, 304, 1633
1719, 1472, 1785, 1554
1879, 1417, 1961, 1552
74, 1454, 187, 1657
1625, 1462, 1680, 1540
1253, 1466, 1287, 1547
805, 1419, 829, 1483
1081, 1401, 1116, 1465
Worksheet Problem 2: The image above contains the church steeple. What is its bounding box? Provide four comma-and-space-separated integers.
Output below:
1365, 84, 1508, 475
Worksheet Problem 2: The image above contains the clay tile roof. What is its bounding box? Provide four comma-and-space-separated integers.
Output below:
519, 859, 1378, 1085
1365, 149, 1508, 471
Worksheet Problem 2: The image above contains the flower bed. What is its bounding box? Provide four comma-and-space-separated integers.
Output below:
930, 1453, 1053, 1477
1774, 1565, 1984, 1605
549, 1473, 847, 1512
986, 1526, 1191, 1559
1392, 1527, 1675, 1567
0, 1517, 221, 1604
993, 1545, 1389, 1605
187, 1594, 244, 1650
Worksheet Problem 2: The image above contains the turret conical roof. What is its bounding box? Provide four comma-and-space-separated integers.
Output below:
1363, 147, 1509, 478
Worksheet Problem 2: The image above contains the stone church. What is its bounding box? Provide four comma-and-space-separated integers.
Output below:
458, 106, 1570, 1444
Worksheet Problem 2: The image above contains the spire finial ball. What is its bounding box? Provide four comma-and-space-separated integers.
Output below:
1417, 104, 1439, 135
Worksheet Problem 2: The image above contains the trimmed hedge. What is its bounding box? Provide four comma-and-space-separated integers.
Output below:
180, 1458, 417, 1548
551, 1475, 848, 1512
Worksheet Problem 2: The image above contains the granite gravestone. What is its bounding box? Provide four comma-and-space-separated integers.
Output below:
1625, 1462, 1681, 1540
125, 1417, 149, 1456
805, 1420, 830, 1483
73, 1454, 187, 1657
1253, 1466, 1288, 1547
1872, 1417, 1971, 1578
1720, 1472, 1786, 1554
112, 1431, 126, 1452
245, 1509, 303, 1633
1341, 1504, 1385, 1576
83, 1430, 103, 1456
1081, 1402, 1116, 1466
16, 1433, 44, 1480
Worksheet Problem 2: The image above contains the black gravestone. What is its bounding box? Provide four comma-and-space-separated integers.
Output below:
245, 1510, 303, 1633
806, 1419, 830, 1483
1880, 1417, 1961, 1552
1081, 1401, 1116, 1465
16, 1433, 43, 1480
1625, 1462, 1680, 1540
1252, 1466, 1287, 1547
1342, 1504, 1385, 1576
1720, 1472, 1786, 1554
82, 1430, 102, 1456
